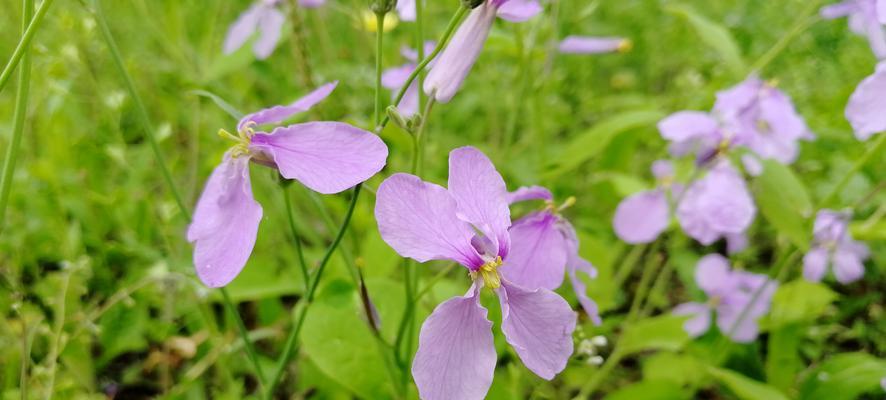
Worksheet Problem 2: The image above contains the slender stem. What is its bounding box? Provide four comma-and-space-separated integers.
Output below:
748, 0, 823, 74
221, 287, 266, 385
612, 244, 645, 288
415, 0, 426, 111
374, 11, 386, 127
283, 185, 311, 293
640, 253, 674, 317
0, 0, 34, 233
819, 133, 886, 208
413, 97, 436, 175
0, 0, 54, 95
287, 0, 314, 87
626, 240, 662, 322
376, 6, 467, 132
264, 185, 363, 398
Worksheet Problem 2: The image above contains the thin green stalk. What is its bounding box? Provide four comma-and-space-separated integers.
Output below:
415, 0, 426, 110
264, 184, 363, 399
283, 185, 311, 293
0, 0, 54, 95
748, 0, 823, 74
374, 11, 386, 126
221, 287, 266, 385
819, 133, 886, 208
287, 0, 315, 87
640, 252, 674, 318
626, 240, 662, 322
612, 244, 646, 288
0, 0, 34, 233
377, 6, 467, 132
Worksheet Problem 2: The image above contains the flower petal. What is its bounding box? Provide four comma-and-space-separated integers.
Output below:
412, 285, 496, 400
448, 146, 512, 257
502, 212, 569, 290
673, 302, 712, 338
496, 0, 543, 22
847, 62, 886, 141
249, 122, 388, 194
375, 173, 485, 268
879, 0, 886, 24
252, 7, 285, 59
820, 1, 856, 19
695, 254, 734, 296
497, 281, 576, 379
658, 111, 721, 156
802, 247, 829, 282
613, 190, 669, 244
187, 156, 263, 288
558, 36, 627, 54
239, 82, 338, 129
424, 4, 496, 103
716, 302, 760, 343
298, 0, 325, 8
832, 247, 865, 283
396, 0, 416, 21
223, 4, 263, 55
677, 163, 755, 245
506, 185, 553, 204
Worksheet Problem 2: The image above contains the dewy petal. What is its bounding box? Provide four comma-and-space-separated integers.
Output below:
497, 280, 576, 380
187, 156, 263, 288
832, 247, 866, 283
506, 185, 553, 204
238, 82, 338, 130
412, 285, 496, 400
397, 0, 416, 21
846, 62, 886, 141
424, 3, 497, 103
249, 121, 388, 194
223, 4, 263, 55
447, 147, 512, 257
802, 246, 830, 282
613, 190, 669, 244
558, 36, 627, 54
375, 173, 485, 268
560, 220, 602, 324
672, 302, 712, 338
501, 212, 569, 290
496, 0, 543, 22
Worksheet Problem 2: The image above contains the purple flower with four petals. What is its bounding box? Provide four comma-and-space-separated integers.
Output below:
375, 147, 575, 400
821, 0, 886, 59
846, 61, 886, 140
803, 210, 870, 284
558, 36, 631, 54
224, 0, 325, 60
187, 83, 388, 287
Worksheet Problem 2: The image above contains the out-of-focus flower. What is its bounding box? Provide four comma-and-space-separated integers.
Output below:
803, 210, 870, 283
382, 42, 437, 116
224, 0, 286, 59
846, 61, 886, 140
673, 254, 777, 342
613, 160, 678, 244
676, 162, 755, 246
424, 0, 542, 103
558, 36, 631, 54
188, 83, 388, 287
504, 187, 601, 324
821, 0, 886, 59
375, 147, 575, 400
397, 0, 416, 21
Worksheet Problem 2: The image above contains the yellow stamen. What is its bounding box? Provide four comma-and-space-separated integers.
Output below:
617, 39, 633, 53
218, 127, 253, 158
470, 256, 503, 289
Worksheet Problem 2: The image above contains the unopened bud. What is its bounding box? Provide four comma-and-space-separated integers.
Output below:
371, 0, 397, 14
387, 105, 411, 131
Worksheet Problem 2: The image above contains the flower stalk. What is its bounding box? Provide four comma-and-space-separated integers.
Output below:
0, 0, 54, 96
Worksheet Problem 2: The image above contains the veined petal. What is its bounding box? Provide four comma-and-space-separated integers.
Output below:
497, 281, 576, 379
558, 36, 627, 54
501, 212, 569, 290
249, 121, 388, 194
223, 4, 263, 55
560, 220, 602, 324
448, 147, 512, 258
375, 173, 484, 268
846, 62, 886, 141
253, 7, 285, 59
496, 0, 543, 22
613, 190, 669, 244
238, 82, 338, 129
673, 302, 712, 338
802, 247, 829, 282
187, 156, 263, 288
506, 185, 553, 204
412, 285, 496, 400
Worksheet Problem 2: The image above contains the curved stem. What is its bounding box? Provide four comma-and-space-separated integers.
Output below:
0, 0, 54, 95
221, 287, 266, 385
748, 0, 823, 74
374, 11, 386, 126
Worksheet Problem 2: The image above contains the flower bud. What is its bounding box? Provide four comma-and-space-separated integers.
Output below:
371, 0, 398, 14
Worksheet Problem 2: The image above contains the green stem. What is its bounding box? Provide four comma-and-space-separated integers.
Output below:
626, 240, 662, 323
374, 11, 385, 127
819, 133, 886, 208
221, 287, 266, 385
0, 0, 34, 233
376, 6, 467, 132
0, 0, 54, 95
283, 185, 310, 293
415, 0, 426, 110
748, 0, 823, 74
264, 184, 363, 398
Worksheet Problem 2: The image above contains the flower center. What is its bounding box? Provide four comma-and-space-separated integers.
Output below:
708, 295, 722, 308
218, 121, 256, 158
470, 256, 503, 289
544, 196, 576, 214
756, 119, 771, 135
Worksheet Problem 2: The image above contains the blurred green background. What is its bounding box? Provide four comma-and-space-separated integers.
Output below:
0, 0, 884, 398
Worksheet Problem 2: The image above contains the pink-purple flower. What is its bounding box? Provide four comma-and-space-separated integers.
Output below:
821, 0, 886, 59
559, 36, 631, 54
424, 0, 542, 103
375, 147, 575, 400
224, 0, 325, 60
803, 210, 870, 284
673, 254, 777, 343
187, 82, 388, 287
846, 61, 886, 140
676, 161, 756, 246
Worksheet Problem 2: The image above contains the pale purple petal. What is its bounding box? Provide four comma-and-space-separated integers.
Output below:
496, 0, 543, 22
802, 246, 829, 282
832, 247, 866, 283
412, 285, 496, 400
506, 185, 553, 204
847, 62, 886, 141
716, 303, 760, 343
502, 212, 569, 290
658, 111, 721, 156
695, 254, 734, 296
714, 76, 763, 117
651, 160, 674, 180
813, 209, 849, 243
742, 154, 763, 176
298, 0, 325, 8
558, 36, 627, 54
253, 7, 285, 59
497, 281, 576, 379
397, 0, 416, 21
239, 82, 338, 129
424, 3, 497, 103
677, 163, 755, 245
398, 82, 421, 116
382, 64, 414, 89
863, 11, 886, 58
613, 190, 669, 244
879, 0, 886, 23
224, 4, 263, 55
249, 122, 388, 194
187, 156, 263, 288
375, 173, 485, 268
673, 302, 712, 337
560, 220, 602, 324
448, 147, 512, 258
821, 1, 857, 19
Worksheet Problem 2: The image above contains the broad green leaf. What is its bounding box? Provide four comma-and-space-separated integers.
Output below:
643, 352, 706, 388
620, 314, 691, 355
605, 380, 689, 400
765, 325, 803, 392
768, 280, 837, 329
850, 219, 886, 241
798, 353, 886, 400
666, 5, 747, 76
545, 110, 664, 177
707, 367, 788, 400
753, 160, 814, 250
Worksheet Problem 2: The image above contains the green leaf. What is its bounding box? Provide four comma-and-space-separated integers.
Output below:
643, 352, 706, 388
665, 5, 747, 76
189, 89, 244, 120
545, 110, 664, 177
753, 160, 814, 250
620, 314, 691, 355
850, 219, 886, 241
99, 302, 149, 364
605, 380, 689, 400
707, 367, 789, 400
765, 325, 804, 392
768, 280, 837, 329
799, 353, 886, 400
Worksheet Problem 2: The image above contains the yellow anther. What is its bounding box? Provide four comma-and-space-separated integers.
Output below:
470, 256, 503, 290
558, 196, 577, 212
218, 128, 252, 158
756, 119, 771, 134
617, 39, 633, 53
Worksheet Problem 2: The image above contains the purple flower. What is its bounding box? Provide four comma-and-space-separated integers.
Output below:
424, 0, 542, 103
504, 187, 602, 324
803, 210, 870, 284
224, 0, 325, 59
822, 0, 886, 59
613, 160, 677, 244
375, 147, 575, 400
382, 42, 437, 116
187, 83, 388, 287
657, 110, 724, 161
397, 0, 416, 21
673, 254, 777, 343
558, 36, 631, 54
846, 61, 886, 140
676, 162, 755, 246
